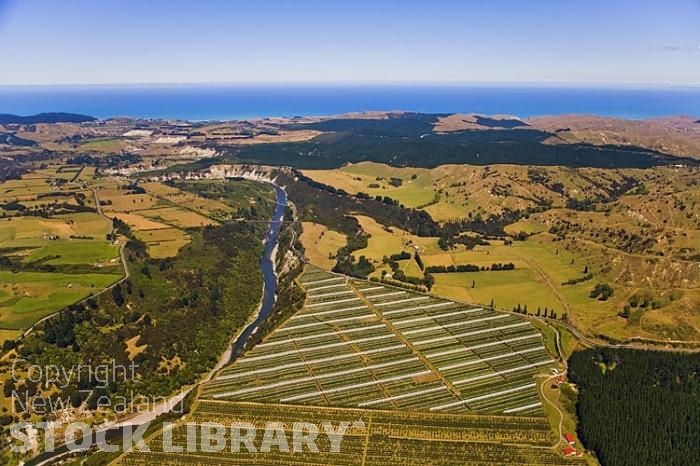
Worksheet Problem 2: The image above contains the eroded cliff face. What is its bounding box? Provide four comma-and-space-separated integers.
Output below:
153, 164, 294, 184
208, 164, 287, 182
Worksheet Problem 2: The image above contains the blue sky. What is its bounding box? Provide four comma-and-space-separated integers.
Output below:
0, 0, 698, 86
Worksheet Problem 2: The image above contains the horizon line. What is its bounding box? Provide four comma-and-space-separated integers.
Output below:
1, 79, 700, 89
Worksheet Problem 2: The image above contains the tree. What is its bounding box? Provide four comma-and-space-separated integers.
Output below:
3, 379, 14, 398
590, 283, 614, 301
422, 272, 435, 290
414, 252, 425, 271
618, 305, 630, 318
112, 284, 125, 307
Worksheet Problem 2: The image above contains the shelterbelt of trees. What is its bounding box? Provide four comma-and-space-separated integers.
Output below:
568, 348, 700, 466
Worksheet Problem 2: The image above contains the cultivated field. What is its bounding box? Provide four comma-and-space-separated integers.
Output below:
136, 206, 216, 229
202, 267, 553, 415
116, 401, 585, 466
98, 190, 162, 211
116, 267, 586, 466
352, 215, 442, 261
98, 183, 218, 258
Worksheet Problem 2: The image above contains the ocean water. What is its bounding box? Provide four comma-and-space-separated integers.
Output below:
0, 84, 699, 121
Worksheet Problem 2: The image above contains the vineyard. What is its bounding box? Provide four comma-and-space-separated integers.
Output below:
200, 267, 553, 415
116, 401, 586, 466
116, 267, 583, 465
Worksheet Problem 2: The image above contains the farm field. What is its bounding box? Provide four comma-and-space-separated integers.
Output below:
0, 176, 57, 200
0, 212, 111, 243
431, 269, 563, 312
22, 240, 119, 265
0, 328, 21, 342
140, 181, 235, 218
340, 215, 581, 317
504, 218, 548, 235
353, 215, 441, 261
100, 179, 278, 259
299, 222, 348, 270
0, 168, 127, 334
304, 162, 436, 208
0, 213, 120, 267
96, 179, 275, 258
98, 190, 162, 211
133, 227, 191, 259
344, 213, 643, 339
135, 206, 216, 228
0, 270, 122, 329
77, 137, 124, 152
98, 184, 213, 258
202, 267, 554, 416
116, 400, 585, 466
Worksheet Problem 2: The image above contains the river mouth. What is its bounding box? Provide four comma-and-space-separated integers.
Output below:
228, 182, 287, 362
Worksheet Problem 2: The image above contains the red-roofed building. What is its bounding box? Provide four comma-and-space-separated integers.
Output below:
564, 433, 576, 445
562, 446, 577, 457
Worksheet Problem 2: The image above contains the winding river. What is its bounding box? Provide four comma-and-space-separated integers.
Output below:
228, 182, 287, 361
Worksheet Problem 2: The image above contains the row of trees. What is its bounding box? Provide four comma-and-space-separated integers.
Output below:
425, 262, 515, 273
510, 303, 566, 320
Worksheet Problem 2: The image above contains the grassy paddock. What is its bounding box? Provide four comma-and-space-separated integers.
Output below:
133, 228, 190, 258
304, 162, 435, 209
299, 222, 347, 269
0, 271, 122, 330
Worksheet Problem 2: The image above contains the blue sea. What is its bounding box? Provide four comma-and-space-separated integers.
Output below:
0, 84, 699, 121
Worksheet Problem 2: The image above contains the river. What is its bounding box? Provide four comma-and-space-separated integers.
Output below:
229, 182, 287, 360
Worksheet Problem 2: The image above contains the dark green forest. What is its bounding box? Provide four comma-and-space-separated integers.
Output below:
203, 113, 695, 169
568, 348, 700, 466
